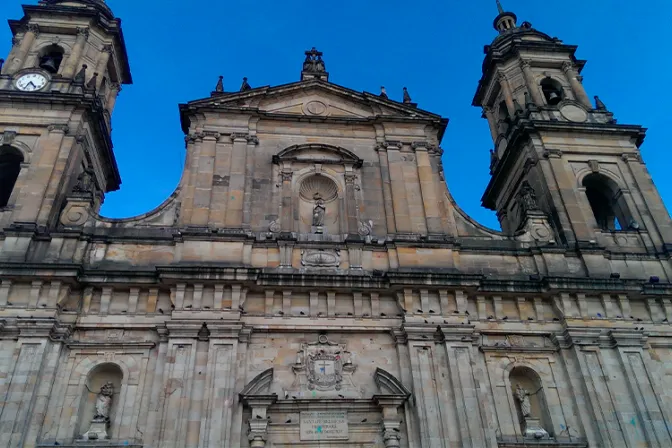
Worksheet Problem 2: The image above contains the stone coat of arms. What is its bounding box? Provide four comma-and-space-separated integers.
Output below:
289, 334, 360, 398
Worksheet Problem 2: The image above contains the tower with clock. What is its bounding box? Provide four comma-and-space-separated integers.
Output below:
0, 0, 131, 231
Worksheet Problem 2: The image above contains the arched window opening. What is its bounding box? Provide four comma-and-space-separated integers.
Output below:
540, 78, 563, 106
582, 173, 630, 231
0, 145, 24, 208
80, 363, 123, 440
38, 44, 64, 74
510, 366, 551, 439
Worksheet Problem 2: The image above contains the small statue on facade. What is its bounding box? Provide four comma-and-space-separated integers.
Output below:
81, 381, 114, 440
517, 181, 539, 213
303, 53, 313, 71
312, 194, 326, 227
73, 167, 96, 194
515, 384, 531, 418
93, 382, 114, 421
303, 47, 326, 73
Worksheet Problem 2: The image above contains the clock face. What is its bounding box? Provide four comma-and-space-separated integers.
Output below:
15, 73, 48, 92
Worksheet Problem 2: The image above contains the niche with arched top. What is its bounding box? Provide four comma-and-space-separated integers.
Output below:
298, 174, 340, 234
0, 145, 24, 208
509, 366, 552, 437
38, 44, 64, 74
78, 362, 123, 438
540, 78, 564, 106
582, 173, 631, 231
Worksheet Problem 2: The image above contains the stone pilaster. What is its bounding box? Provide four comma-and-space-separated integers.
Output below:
279, 169, 293, 232
413, 142, 442, 234
376, 143, 397, 234
497, 72, 515, 116
94, 44, 113, 89
61, 27, 89, 78
14, 124, 68, 226
225, 133, 249, 227
520, 60, 544, 106
386, 141, 411, 232
344, 171, 359, 235
192, 131, 218, 226
562, 62, 592, 109
438, 325, 494, 447
5, 24, 38, 74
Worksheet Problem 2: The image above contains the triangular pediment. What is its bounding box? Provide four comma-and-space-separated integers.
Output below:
180, 79, 443, 121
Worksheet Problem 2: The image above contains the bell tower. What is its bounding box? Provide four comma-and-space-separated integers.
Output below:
473, 2, 672, 255
0, 0, 131, 236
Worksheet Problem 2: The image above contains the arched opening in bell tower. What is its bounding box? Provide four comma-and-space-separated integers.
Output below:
38, 44, 64, 74
582, 173, 631, 231
0, 145, 24, 208
540, 78, 563, 106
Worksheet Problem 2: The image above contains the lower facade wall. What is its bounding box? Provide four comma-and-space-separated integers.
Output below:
1, 325, 672, 448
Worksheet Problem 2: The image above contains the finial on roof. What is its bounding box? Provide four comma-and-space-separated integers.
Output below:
73, 64, 87, 84
86, 72, 98, 91
493, 0, 517, 33
403, 87, 412, 104
301, 47, 329, 81
215, 75, 223, 92
240, 77, 251, 92
380, 86, 388, 99
594, 95, 607, 111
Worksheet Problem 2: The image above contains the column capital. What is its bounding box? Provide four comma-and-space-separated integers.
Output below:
411, 140, 431, 150
230, 132, 258, 144
201, 130, 221, 141
561, 61, 575, 73
344, 172, 357, 184
76, 27, 90, 38
280, 170, 293, 182
542, 149, 563, 159
25, 23, 40, 35
47, 124, 69, 134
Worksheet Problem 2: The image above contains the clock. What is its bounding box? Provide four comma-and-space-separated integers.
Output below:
15, 72, 48, 92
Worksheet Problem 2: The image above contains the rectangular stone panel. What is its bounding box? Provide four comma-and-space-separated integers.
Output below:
300, 410, 348, 441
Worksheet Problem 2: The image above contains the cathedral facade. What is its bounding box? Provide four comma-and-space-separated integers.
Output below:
0, 1, 671, 447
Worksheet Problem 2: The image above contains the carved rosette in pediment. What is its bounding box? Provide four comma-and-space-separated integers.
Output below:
290, 334, 360, 398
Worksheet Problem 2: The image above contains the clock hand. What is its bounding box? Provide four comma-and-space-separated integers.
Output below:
27, 81, 36, 89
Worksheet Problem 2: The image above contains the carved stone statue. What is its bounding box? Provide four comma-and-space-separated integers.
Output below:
312, 196, 325, 227
303, 54, 312, 71
515, 384, 531, 418
93, 382, 114, 421
517, 181, 539, 213
73, 167, 96, 194
81, 381, 114, 440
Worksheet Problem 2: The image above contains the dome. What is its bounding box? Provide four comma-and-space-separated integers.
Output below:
39, 0, 114, 19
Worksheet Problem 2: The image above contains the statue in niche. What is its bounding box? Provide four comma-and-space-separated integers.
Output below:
312, 193, 326, 227
81, 381, 115, 440
515, 383, 532, 418
517, 181, 539, 214
73, 167, 96, 194
93, 382, 114, 422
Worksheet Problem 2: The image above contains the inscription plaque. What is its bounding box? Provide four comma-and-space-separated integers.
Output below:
300, 411, 349, 441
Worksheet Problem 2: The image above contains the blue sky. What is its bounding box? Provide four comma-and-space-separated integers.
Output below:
2, 0, 671, 229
